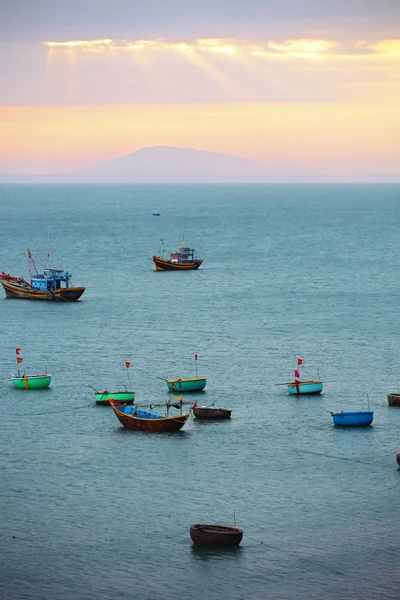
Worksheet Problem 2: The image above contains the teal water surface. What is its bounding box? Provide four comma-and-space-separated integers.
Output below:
1, 184, 400, 600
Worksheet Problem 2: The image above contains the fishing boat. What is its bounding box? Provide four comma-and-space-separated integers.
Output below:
1, 250, 85, 301
109, 398, 191, 432
163, 354, 206, 393
94, 389, 135, 406
190, 524, 243, 547
153, 238, 203, 271
330, 410, 374, 427
193, 406, 231, 419
284, 356, 323, 395
11, 347, 51, 389
167, 377, 207, 392
396, 453, 400, 467
387, 393, 400, 406
92, 361, 135, 405
12, 373, 52, 389
152, 212, 161, 216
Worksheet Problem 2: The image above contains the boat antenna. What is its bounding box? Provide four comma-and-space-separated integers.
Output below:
161, 238, 164, 259
194, 353, 198, 378
367, 392, 370, 411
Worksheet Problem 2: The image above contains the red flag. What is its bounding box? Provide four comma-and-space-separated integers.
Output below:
125, 361, 130, 369
171, 382, 175, 391
194, 354, 198, 360
294, 369, 300, 379
15, 348, 21, 355
17, 357, 23, 364
297, 356, 303, 365
192, 401, 198, 409
47, 252, 50, 257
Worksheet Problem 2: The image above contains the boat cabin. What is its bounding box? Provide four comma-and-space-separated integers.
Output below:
170, 247, 196, 263
31, 269, 71, 291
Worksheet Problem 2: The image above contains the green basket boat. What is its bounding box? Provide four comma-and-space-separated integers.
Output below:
12, 373, 52, 389
94, 390, 135, 406
167, 378, 206, 393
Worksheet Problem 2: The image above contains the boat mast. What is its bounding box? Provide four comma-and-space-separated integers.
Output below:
125, 361, 132, 391
194, 353, 198, 378
27, 249, 39, 283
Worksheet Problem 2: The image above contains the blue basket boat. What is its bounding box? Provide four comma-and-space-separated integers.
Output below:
330, 410, 374, 427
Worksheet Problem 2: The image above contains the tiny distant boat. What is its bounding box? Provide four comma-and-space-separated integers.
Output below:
396, 453, 400, 467
152, 212, 161, 216
109, 399, 190, 432
330, 410, 374, 427
12, 373, 51, 389
387, 393, 400, 406
153, 238, 203, 271
1, 249, 85, 301
193, 406, 231, 419
284, 356, 323, 395
190, 524, 243, 547
94, 390, 135, 406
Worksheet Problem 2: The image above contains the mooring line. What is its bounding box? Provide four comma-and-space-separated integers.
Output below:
7, 403, 94, 417
245, 534, 349, 577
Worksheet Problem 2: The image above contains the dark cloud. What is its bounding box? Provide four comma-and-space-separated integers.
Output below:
1, 0, 399, 41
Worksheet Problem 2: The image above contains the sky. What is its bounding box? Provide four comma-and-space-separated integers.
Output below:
1, 0, 399, 179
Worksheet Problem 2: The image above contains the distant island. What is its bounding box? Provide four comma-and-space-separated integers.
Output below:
0, 146, 399, 183
80, 146, 268, 183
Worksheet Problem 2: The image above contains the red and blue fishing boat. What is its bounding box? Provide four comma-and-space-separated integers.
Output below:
1, 250, 85, 301
153, 237, 203, 271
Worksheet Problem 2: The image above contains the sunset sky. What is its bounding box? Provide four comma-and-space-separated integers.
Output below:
1, 0, 399, 179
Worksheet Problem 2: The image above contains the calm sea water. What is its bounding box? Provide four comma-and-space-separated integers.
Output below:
1, 184, 400, 600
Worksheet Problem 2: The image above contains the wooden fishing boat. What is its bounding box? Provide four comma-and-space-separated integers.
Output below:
387, 393, 400, 406
109, 399, 190, 432
94, 390, 135, 405
1, 250, 85, 301
153, 238, 203, 271
286, 380, 323, 395
167, 377, 206, 393
193, 406, 231, 419
330, 410, 374, 427
12, 373, 51, 389
190, 524, 243, 547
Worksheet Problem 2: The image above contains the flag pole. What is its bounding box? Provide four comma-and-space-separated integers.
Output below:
126, 363, 132, 392
194, 354, 198, 378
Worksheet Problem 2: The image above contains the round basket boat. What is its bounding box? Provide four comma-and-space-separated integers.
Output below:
190, 524, 243, 547
193, 407, 231, 419
388, 393, 400, 406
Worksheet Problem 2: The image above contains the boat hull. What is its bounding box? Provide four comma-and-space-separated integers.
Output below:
167, 378, 206, 392
287, 380, 323, 395
193, 407, 231, 419
94, 391, 135, 405
153, 256, 203, 271
12, 375, 52, 389
331, 411, 374, 427
190, 524, 243, 547
110, 401, 189, 432
388, 393, 400, 406
1, 280, 85, 301
397, 453, 400, 467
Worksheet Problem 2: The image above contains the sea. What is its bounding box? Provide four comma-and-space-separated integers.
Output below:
0, 183, 399, 600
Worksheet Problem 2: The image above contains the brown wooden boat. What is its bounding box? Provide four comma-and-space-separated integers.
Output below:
193, 406, 232, 419
397, 453, 400, 467
109, 398, 189, 432
153, 239, 203, 271
190, 524, 243, 547
388, 393, 400, 406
